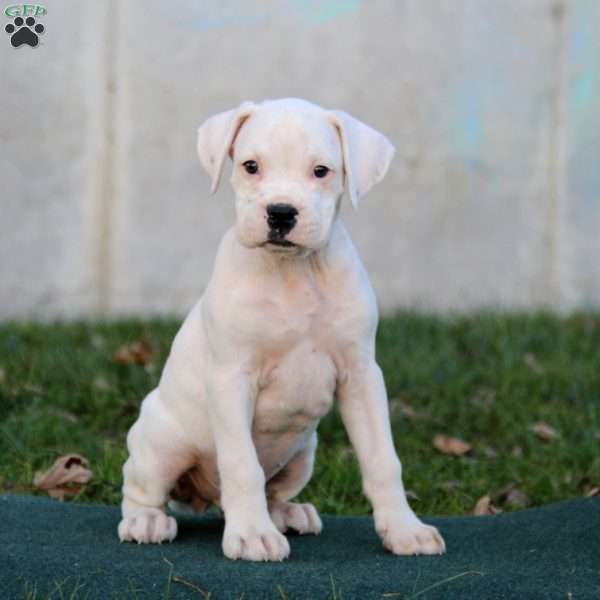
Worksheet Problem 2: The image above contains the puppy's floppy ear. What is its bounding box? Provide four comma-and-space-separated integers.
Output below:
328, 110, 395, 210
197, 101, 255, 194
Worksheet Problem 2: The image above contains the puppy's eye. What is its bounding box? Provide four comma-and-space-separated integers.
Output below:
313, 165, 330, 178
243, 160, 258, 175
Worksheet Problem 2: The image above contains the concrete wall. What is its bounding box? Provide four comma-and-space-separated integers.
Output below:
0, 0, 599, 319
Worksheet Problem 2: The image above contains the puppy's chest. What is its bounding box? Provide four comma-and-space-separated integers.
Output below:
254, 340, 337, 434
250, 273, 340, 346
249, 272, 347, 433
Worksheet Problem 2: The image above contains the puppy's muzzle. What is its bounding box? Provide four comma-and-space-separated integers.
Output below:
266, 203, 298, 244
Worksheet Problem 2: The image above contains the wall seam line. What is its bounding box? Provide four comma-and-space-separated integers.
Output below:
96, 0, 118, 315
548, 0, 569, 310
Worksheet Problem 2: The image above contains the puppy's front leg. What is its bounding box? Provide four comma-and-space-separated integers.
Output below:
338, 360, 446, 555
209, 370, 290, 562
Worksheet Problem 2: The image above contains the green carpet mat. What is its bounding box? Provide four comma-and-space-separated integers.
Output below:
1, 494, 599, 599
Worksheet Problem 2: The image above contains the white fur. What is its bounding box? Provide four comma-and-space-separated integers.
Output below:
118, 98, 445, 561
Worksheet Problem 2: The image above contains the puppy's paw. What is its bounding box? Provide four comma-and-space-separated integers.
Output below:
270, 501, 322, 535
118, 507, 177, 544
374, 508, 445, 555
222, 518, 290, 561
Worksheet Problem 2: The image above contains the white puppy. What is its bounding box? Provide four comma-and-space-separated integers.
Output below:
118, 98, 445, 561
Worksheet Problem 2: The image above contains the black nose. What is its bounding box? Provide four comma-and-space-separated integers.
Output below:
266, 203, 298, 236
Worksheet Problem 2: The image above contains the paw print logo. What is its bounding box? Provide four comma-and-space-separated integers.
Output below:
5, 16, 45, 48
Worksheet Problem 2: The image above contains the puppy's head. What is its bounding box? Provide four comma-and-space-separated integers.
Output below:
197, 98, 394, 255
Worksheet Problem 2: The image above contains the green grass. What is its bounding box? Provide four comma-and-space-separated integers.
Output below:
1, 312, 599, 516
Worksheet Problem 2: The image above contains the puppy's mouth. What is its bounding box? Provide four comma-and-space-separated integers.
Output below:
266, 239, 296, 248
263, 230, 299, 250
261, 238, 305, 254
259, 236, 314, 257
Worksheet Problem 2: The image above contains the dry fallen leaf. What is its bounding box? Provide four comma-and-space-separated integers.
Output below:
33, 454, 93, 500
473, 494, 501, 516
433, 435, 472, 456
113, 340, 154, 365
578, 477, 600, 497
493, 482, 515, 498
489, 483, 530, 509
530, 422, 560, 442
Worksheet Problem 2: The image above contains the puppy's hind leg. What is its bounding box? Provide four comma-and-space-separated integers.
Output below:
267, 432, 322, 535
118, 389, 194, 544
